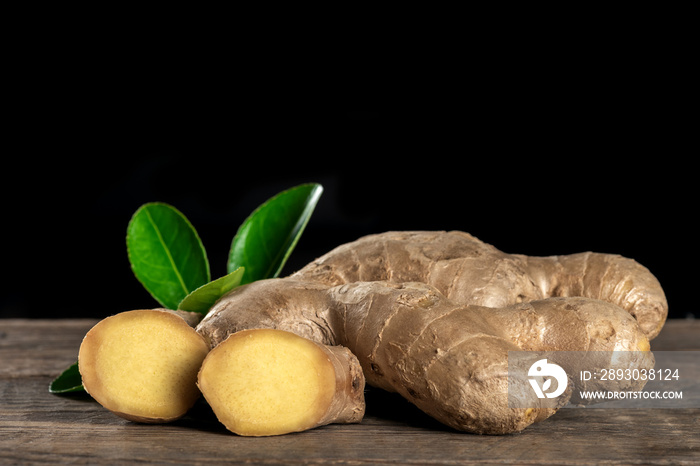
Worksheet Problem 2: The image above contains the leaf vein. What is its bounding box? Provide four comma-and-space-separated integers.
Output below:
144, 207, 189, 297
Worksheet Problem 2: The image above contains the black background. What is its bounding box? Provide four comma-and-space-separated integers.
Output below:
2, 35, 695, 322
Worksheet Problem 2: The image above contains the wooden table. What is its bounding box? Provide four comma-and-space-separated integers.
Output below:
1, 318, 698, 465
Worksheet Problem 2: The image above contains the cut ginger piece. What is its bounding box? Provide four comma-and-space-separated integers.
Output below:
197, 328, 365, 436
78, 309, 210, 423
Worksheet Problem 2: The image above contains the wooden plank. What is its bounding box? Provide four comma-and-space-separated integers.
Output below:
0, 319, 97, 377
1, 319, 698, 464
2, 377, 699, 465
650, 318, 700, 351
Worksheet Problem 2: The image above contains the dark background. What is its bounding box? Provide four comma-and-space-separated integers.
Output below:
1, 35, 695, 322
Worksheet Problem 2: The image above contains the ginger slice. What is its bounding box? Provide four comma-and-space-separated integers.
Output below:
197, 328, 364, 436
78, 309, 210, 423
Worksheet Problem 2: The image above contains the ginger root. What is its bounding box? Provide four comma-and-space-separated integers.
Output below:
197, 328, 364, 436
78, 309, 209, 423
196, 231, 665, 435
290, 231, 668, 340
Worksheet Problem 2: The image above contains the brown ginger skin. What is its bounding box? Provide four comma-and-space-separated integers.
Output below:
291, 231, 667, 339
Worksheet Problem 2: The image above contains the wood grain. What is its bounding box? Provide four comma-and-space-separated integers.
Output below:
1, 319, 698, 465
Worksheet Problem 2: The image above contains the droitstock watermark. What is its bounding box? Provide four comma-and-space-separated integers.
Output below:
507, 351, 699, 409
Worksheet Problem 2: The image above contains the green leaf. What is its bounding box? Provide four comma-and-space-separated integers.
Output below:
49, 361, 84, 394
228, 183, 323, 285
127, 202, 211, 310
178, 267, 245, 314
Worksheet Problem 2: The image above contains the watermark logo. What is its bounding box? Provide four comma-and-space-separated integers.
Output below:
527, 358, 568, 399
509, 351, 697, 409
